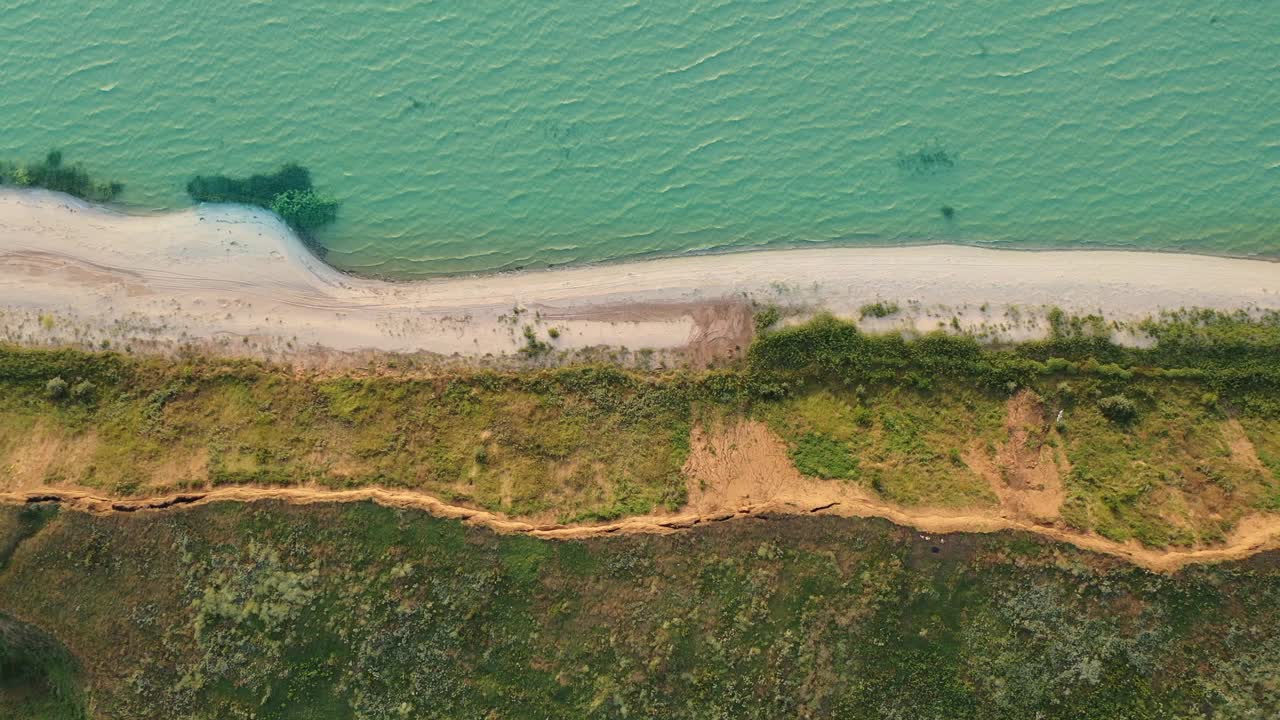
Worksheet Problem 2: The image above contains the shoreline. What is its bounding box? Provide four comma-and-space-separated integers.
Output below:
41, 189, 1280, 281
337, 238, 1280, 287
2, 188, 1279, 363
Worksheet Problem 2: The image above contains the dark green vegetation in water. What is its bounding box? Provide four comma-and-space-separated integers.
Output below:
186, 163, 338, 253
895, 143, 957, 176
0, 150, 122, 203
2, 501, 1279, 718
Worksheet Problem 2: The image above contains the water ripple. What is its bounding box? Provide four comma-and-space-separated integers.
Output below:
3, 0, 1278, 276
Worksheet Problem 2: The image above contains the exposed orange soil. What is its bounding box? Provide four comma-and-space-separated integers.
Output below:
5, 417, 1280, 573
1224, 418, 1269, 473
976, 390, 1067, 524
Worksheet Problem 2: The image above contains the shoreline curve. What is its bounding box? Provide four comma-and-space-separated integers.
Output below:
2, 187, 1279, 361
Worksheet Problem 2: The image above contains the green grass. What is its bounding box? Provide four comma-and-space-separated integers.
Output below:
1243, 417, 1280, 509
0, 612, 85, 720
757, 385, 1002, 506
3, 502, 1280, 718
789, 432, 861, 479
1058, 380, 1278, 546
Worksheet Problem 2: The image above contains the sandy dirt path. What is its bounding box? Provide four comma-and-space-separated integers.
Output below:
5, 483, 1279, 573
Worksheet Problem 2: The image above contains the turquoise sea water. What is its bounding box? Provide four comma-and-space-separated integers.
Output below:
3, 1, 1278, 277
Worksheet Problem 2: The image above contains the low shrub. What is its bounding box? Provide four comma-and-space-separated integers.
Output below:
754, 305, 781, 332
270, 189, 338, 236
44, 377, 67, 400
859, 301, 900, 319
1097, 394, 1138, 423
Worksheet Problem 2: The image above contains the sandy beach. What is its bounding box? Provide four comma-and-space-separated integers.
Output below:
2, 188, 1279, 364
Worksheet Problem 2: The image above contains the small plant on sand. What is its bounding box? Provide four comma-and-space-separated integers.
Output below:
519, 325, 552, 358
754, 305, 781, 332
859, 301, 900, 320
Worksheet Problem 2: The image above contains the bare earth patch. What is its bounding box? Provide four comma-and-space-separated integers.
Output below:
685, 301, 756, 367
1223, 418, 1268, 474
683, 419, 814, 514
981, 390, 1066, 524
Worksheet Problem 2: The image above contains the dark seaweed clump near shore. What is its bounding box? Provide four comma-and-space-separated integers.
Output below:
186, 163, 337, 256
0, 150, 122, 203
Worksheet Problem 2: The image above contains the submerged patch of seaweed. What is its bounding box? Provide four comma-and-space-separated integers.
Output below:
897, 144, 958, 175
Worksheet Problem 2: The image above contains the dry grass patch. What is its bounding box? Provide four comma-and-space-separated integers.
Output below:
0, 358, 694, 522
0, 423, 99, 491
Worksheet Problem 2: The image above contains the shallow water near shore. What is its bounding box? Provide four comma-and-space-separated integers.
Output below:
3, 1, 1278, 277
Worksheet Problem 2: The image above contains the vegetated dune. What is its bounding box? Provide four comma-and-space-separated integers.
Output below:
6, 416, 1280, 573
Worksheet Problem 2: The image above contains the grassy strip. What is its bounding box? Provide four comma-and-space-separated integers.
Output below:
0, 354, 694, 522
1, 310, 1279, 545
2, 502, 1279, 718
748, 310, 1280, 413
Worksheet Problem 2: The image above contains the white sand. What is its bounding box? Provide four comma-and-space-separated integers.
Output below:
2, 188, 1278, 363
